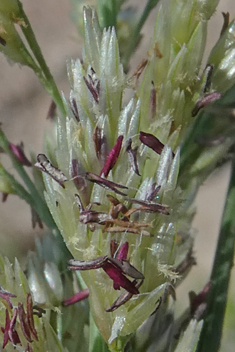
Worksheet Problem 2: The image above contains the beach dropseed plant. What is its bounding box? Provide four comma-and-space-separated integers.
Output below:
1, 1, 235, 351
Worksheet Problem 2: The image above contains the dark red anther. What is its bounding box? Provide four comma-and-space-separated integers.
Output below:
26, 343, 33, 352
192, 92, 222, 117
126, 139, 140, 176
70, 92, 79, 121
75, 193, 85, 213
93, 126, 102, 160
100, 135, 123, 177
106, 288, 133, 312
102, 262, 139, 295
68, 247, 144, 306
46, 100, 56, 120
189, 282, 212, 318
68, 256, 108, 270
110, 240, 119, 258
109, 258, 144, 280
150, 81, 157, 119
106, 279, 143, 312
2, 193, 8, 202
18, 302, 32, 342
2, 309, 10, 348
86, 172, 128, 196
71, 159, 86, 191
63, 288, 89, 306
9, 308, 20, 345
2, 309, 21, 348
35, 154, 68, 188
93, 126, 108, 163
146, 183, 161, 201
139, 131, 165, 155
84, 76, 99, 103
113, 282, 121, 290
26, 293, 38, 341
79, 210, 111, 224
0, 287, 16, 309
10, 143, 32, 167
116, 242, 129, 261
126, 198, 169, 215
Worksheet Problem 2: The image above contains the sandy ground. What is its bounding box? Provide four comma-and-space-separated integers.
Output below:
0, 0, 235, 350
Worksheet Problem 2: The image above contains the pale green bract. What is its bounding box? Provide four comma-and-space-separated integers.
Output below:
42, 1, 235, 350
1, 0, 235, 351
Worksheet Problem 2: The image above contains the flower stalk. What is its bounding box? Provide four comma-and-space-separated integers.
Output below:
0, 129, 56, 230
122, 0, 161, 70
15, 0, 66, 117
0, 0, 65, 117
197, 155, 235, 352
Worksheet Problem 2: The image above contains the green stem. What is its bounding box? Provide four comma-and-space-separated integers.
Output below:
16, 0, 66, 118
11, 156, 56, 230
197, 157, 235, 352
179, 80, 235, 187
0, 165, 33, 205
122, 0, 161, 69
97, 0, 118, 28
88, 313, 109, 352
0, 130, 56, 230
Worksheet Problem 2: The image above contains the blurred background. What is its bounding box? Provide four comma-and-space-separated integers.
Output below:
0, 0, 234, 350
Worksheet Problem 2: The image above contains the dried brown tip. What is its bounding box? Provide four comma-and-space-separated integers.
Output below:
220, 12, 230, 36
0, 36, 6, 46
154, 43, 163, 58
35, 154, 68, 188
46, 100, 56, 120
132, 59, 148, 80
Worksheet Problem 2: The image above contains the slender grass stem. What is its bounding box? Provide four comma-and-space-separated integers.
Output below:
122, 0, 161, 70
10, 156, 56, 230
88, 313, 109, 352
16, 0, 66, 118
97, 0, 118, 28
0, 130, 56, 230
197, 157, 235, 352
0, 165, 33, 205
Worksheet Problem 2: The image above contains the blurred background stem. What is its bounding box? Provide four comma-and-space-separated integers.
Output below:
16, 0, 66, 118
197, 155, 235, 352
96, 0, 161, 70
0, 129, 56, 230
122, 0, 160, 70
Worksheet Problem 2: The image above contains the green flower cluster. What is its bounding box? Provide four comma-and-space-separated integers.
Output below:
0, 233, 90, 352
1, 0, 235, 351
0, 0, 35, 67
0, 247, 65, 351
41, 1, 235, 350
